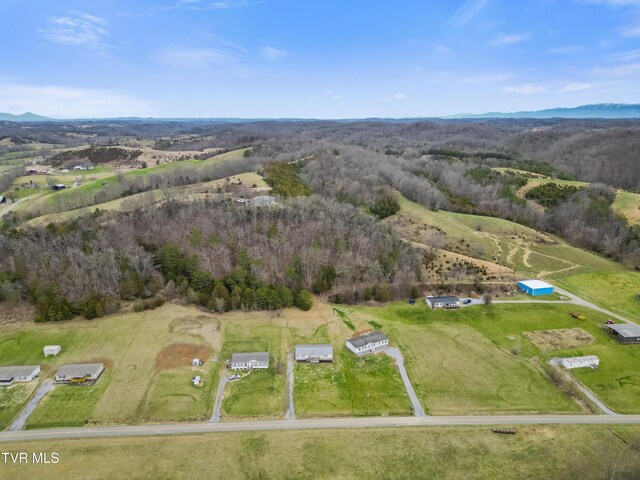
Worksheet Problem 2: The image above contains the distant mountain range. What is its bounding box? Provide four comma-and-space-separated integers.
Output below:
1, 103, 640, 122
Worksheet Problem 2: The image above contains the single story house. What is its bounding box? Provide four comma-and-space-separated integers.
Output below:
606, 324, 640, 344
55, 363, 104, 383
561, 355, 599, 369
0, 365, 40, 386
346, 331, 389, 356
230, 352, 270, 370
295, 344, 334, 363
517, 279, 554, 296
43, 345, 62, 357
251, 195, 276, 208
425, 296, 461, 309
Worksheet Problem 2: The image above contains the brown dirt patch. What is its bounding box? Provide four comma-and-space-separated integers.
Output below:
523, 328, 595, 353
156, 343, 212, 370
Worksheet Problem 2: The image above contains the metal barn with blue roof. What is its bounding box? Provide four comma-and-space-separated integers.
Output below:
517, 279, 554, 296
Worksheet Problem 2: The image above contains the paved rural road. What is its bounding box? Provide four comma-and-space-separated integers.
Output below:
2, 415, 640, 443
10, 380, 55, 431
384, 347, 426, 417
210, 373, 229, 423
286, 353, 295, 420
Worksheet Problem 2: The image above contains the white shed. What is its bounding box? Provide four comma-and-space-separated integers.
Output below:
44, 345, 62, 357
192, 358, 203, 366
192, 376, 201, 386
561, 355, 599, 370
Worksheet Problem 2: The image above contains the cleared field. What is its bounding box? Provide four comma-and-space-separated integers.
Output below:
463, 303, 640, 413
613, 190, 640, 225
0, 304, 223, 427
552, 271, 640, 322
363, 303, 581, 415
2, 426, 639, 479
0, 384, 36, 429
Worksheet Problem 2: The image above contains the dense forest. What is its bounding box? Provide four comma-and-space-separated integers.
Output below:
1, 118, 639, 321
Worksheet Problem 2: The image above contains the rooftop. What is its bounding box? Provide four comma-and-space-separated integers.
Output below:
295, 344, 333, 356
426, 296, 460, 303
231, 352, 270, 363
0, 365, 39, 381
607, 323, 640, 337
56, 363, 104, 377
347, 331, 388, 348
518, 279, 554, 290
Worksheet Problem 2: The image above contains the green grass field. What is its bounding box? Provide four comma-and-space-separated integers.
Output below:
551, 271, 640, 322
2, 426, 639, 479
363, 303, 582, 415
26, 372, 111, 428
458, 303, 640, 413
613, 190, 640, 225
0, 384, 35, 429
0, 305, 223, 427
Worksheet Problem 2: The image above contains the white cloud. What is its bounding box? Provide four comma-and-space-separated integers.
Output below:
608, 49, 640, 61
41, 13, 108, 49
153, 47, 236, 68
558, 82, 591, 93
259, 47, 288, 60
0, 82, 156, 118
176, 0, 252, 10
590, 61, 640, 77
450, 0, 489, 26
544, 45, 582, 54
380, 93, 408, 101
489, 34, 528, 46
503, 85, 546, 95
620, 22, 640, 36
434, 44, 451, 53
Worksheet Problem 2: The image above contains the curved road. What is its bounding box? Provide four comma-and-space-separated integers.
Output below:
1, 415, 640, 443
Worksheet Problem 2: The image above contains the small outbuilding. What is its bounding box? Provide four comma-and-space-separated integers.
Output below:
517, 279, 554, 296
0, 366, 41, 386
346, 331, 389, 356
192, 376, 201, 386
192, 358, 203, 366
51, 184, 66, 191
43, 345, 62, 357
606, 324, 640, 344
561, 355, 599, 369
230, 352, 270, 370
55, 363, 104, 384
0, 195, 6, 204
250, 195, 276, 208
295, 344, 333, 363
425, 296, 461, 309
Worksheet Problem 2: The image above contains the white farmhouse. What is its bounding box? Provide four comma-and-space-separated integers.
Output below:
561, 355, 599, 370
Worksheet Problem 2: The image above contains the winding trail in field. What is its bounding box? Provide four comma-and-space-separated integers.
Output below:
10, 380, 55, 431
384, 348, 426, 417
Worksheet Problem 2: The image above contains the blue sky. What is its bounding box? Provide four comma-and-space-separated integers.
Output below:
1, 0, 639, 118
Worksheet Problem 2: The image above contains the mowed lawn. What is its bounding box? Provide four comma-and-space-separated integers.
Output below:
366, 304, 581, 415
0, 383, 36, 429
221, 319, 285, 418
461, 303, 640, 414
2, 426, 639, 479
0, 304, 223, 427
551, 270, 640, 322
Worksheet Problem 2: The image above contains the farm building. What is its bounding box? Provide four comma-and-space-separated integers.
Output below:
561, 355, 599, 369
425, 296, 461, 309
0, 366, 40, 386
43, 345, 62, 357
192, 358, 203, 366
192, 376, 201, 386
51, 184, 66, 191
230, 352, 270, 370
346, 331, 389, 356
0, 195, 6, 204
295, 344, 334, 363
251, 195, 276, 208
517, 280, 554, 296
606, 324, 640, 344
55, 363, 104, 383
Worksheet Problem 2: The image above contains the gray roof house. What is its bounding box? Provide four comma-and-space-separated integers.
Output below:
250, 195, 276, 208
0, 365, 40, 386
346, 331, 389, 356
606, 324, 640, 344
230, 352, 270, 370
295, 344, 333, 363
425, 296, 461, 309
55, 363, 104, 383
